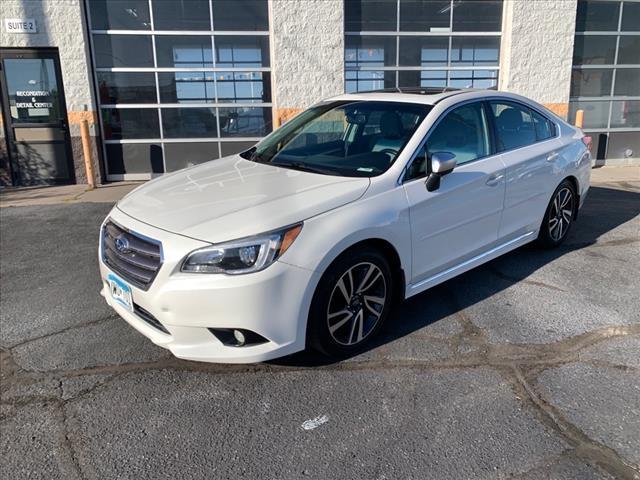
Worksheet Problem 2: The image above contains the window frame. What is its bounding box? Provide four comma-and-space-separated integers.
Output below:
402, 99, 496, 183
401, 97, 560, 184
344, 0, 504, 93
84, 0, 272, 181
487, 99, 559, 154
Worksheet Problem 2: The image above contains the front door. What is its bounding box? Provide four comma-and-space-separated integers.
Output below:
0, 48, 74, 186
403, 101, 506, 286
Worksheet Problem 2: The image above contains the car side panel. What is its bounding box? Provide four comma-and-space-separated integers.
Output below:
278, 185, 413, 287
498, 138, 561, 239
403, 155, 506, 285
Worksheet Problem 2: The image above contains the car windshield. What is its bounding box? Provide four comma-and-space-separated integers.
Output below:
240, 101, 431, 177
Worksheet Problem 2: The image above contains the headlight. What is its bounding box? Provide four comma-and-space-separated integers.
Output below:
181, 224, 303, 274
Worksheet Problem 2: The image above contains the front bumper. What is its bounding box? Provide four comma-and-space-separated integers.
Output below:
99, 208, 319, 363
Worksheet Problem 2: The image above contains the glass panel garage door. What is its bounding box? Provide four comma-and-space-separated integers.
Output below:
344, 0, 503, 93
569, 0, 640, 162
86, 0, 272, 180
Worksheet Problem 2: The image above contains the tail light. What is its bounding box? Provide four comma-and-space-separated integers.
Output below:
582, 136, 592, 148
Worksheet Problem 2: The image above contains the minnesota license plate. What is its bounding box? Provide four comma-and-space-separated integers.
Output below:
107, 273, 133, 312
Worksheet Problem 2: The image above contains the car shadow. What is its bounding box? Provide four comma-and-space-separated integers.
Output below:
271, 185, 640, 367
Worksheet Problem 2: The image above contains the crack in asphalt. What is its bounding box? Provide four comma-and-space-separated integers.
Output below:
486, 266, 567, 292
512, 367, 639, 480
4, 314, 118, 350
1, 185, 638, 479
2, 313, 639, 479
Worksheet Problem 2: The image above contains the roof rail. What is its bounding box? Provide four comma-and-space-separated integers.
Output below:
358, 86, 463, 95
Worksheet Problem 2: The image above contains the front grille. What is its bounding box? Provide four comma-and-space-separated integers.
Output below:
134, 303, 170, 334
102, 221, 162, 290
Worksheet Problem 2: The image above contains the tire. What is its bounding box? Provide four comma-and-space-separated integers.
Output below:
536, 179, 577, 248
307, 247, 395, 358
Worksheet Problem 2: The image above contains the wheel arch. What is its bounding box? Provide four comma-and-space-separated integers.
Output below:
563, 174, 580, 219
308, 236, 407, 313
339, 238, 406, 304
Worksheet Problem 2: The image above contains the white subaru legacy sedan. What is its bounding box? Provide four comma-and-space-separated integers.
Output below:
99, 88, 591, 363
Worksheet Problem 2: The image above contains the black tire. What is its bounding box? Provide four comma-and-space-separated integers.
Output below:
307, 247, 395, 358
536, 179, 577, 248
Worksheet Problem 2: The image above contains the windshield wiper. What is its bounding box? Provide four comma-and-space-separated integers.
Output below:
270, 161, 338, 176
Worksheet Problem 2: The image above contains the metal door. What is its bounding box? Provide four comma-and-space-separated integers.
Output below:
0, 48, 74, 186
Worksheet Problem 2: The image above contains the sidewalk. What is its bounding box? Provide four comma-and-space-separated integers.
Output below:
1, 166, 638, 208
0, 182, 141, 208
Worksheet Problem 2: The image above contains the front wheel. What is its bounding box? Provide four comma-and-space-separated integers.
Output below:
307, 248, 394, 358
536, 179, 577, 248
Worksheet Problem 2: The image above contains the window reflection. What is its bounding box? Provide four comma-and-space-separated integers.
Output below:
212, 0, 269, 30
344, 1, 503, 92
156, 36, 214, 68
400, 0, 451, 32
98, 72, 156, 104
218, 107, 272, 137
572, 36, 617, 65
102, 108, 160, 140
451, 37, 500, 66
159, 72, 215, 103
345, 37, 396, 68
88, 0, 151, 30
93, 34, 154, 68
216, 72, 271, 103
345, 71, 395, 93
162, 108, 218, 138
399, 70, 447, 88
571, 69, 613, 97
152, 0, 210, 30
449, 70, 498, 88
399, 37, 449, 66
215, 36, 270, 68
345, 0, 398, 31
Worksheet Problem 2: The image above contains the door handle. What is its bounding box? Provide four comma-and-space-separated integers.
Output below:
485, 173, 504, 187
546, 152, 559, 162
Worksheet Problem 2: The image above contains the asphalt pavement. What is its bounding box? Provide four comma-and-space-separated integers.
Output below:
1, 172, 639, 479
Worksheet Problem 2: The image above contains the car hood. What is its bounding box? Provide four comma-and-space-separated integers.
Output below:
117, 155, 370, 243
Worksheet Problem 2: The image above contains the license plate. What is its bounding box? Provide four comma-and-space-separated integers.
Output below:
107, 273, 133, 312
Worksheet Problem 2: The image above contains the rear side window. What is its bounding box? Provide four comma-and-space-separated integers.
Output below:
531, 109, 556, 141
489, 101, 537, 152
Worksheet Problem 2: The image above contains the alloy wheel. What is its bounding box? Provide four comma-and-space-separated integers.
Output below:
548, 187, 574, 242
326, 262, 387, 346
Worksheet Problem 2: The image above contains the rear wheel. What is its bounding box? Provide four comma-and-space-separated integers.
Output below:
307, 248, 394, 357
536, 179, 576, 248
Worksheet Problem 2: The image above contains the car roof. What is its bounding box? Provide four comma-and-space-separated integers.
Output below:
328, 87, 494, 106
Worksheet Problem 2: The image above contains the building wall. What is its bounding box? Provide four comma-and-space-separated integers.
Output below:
499, 0, 578, 119
269, 0, 345, 126
0, 0, 102, 184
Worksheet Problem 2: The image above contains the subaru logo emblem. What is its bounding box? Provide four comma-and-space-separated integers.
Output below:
115, 235, 131, 254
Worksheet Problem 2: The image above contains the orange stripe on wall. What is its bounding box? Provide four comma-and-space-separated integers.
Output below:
273, 108, 303, 128
543, 103, 569, 120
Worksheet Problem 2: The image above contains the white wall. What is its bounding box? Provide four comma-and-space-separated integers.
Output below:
499, 0, 578, 118
269, 0, 345, 125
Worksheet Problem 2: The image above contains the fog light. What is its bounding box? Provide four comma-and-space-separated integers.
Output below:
233, 329, 246, 346
208, 328, 269, 347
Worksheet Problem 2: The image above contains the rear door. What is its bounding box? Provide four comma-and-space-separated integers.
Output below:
403, 101, 506, 285
487, 100, 561, 239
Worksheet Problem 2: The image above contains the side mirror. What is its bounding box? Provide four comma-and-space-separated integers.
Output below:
426, 152, 456, 192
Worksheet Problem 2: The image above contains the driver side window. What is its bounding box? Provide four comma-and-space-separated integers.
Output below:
406, 102, 491, 181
